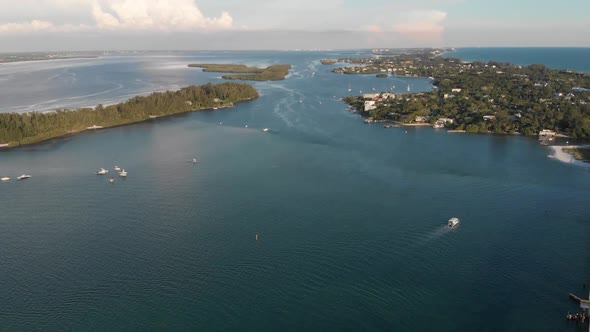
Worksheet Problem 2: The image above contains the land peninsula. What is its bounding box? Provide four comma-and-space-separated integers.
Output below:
188, 64, 291, 81
0, 82, 258, 148
332, 49, 590, 139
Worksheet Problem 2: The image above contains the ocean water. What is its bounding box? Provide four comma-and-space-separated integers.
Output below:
446, 47, 590, 73
0, 50, 589, 331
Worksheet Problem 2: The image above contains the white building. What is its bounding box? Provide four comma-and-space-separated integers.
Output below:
364, 100, 376, 112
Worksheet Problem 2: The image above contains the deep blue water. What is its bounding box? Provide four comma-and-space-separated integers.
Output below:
446, 47, 590, 73
0, 50, 589, 331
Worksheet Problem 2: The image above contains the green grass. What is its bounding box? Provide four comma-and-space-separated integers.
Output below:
188, 64, 291, 81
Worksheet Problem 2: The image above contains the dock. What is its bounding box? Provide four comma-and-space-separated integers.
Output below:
569, 292, 590, 331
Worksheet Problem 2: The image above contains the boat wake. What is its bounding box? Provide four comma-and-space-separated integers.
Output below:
414, 225, 453, 247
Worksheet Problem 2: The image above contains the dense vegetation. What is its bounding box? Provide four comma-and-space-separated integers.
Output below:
188, 64, 291, 81
341, 50, 590, 137
563, 147, 590, 162
0, 83, 259, 147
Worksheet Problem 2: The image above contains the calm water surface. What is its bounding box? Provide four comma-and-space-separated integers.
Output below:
0, 50, 589, 331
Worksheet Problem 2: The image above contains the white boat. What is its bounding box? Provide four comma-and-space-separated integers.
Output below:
17, 174, 31, 180
109, 178, 115, 183
263, 128, 269, 132
448, 217, 460, 228
113, 166, 121, 171
118, 169, 127, 177
1, 177, 10, 181
193, 158, 197, 163
96, 168, 108, 175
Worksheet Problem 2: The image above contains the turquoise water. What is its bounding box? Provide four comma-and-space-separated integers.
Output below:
446, 47, 590, 73
0, 50, 589, 331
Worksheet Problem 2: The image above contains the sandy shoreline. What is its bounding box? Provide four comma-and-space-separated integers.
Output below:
547, 145, 590, 168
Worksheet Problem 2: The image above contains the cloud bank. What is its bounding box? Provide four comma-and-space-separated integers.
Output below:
0, 0, 233, 33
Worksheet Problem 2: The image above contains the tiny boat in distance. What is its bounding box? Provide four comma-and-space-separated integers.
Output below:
114, 166, 121, 171
1, 177, 10, 181
109, 178, 115, 183
448, 217, 460, 228
263, 128, 269, 132
118, 169, 128, 177
193, 158, 197, 163
96, 168, 108, 175
17, 174, 32, 180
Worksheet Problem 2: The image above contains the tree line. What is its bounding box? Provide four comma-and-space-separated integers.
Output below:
0, 82, 259, 147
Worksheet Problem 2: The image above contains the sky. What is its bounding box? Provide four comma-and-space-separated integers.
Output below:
0, 0, 588, 51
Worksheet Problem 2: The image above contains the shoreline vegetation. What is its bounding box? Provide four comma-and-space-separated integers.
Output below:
0, 82, 259, 148
550, 145, 590, 166
188, 64, 291, 81
562, 146, 590, 163
334, 48, 590, 138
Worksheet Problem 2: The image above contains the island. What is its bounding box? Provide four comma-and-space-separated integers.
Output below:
0, 82, 259, 148
188, 64, 291, 81
337, 49, 590, 138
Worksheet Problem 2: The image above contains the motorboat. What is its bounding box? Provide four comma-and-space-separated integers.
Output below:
109, 178, 115, 183
448, 217, 460, 228
1, 177, 10, 181
263, 128, 269, 132
96, 168, 108, 175
17, 174, 32, 180
114, 166, 121, 171
118, 169, 128, 177
193, 158, 197, 163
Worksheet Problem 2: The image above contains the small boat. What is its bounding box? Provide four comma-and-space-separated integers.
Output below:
118, 169, 127, 177
113, 166, 121, 171
448, 217, 460, 228
1, 177, 10, 181
109, 178, 115, 183
96, 168, 108, 175
193, 158, 197, 163
17, 174, 32, 180
245, 125, 248, 128
263, 128, 269, 132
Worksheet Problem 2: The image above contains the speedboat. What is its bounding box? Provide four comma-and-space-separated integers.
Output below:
193, 158, 197, 163
263, 128, 269, 132
17, 174, 31, 180
448, 217, 460, 228
1, 177, 10, 181
118, 169, 127, 177
109, 178, 115, 183
113, 166, 121, 171
96, 168, 108, 175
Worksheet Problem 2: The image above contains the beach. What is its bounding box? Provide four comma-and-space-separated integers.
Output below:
548, 145, 590, 167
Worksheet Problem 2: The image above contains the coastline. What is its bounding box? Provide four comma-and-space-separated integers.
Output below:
0, 86, 258, 150
547, 145, 590, 167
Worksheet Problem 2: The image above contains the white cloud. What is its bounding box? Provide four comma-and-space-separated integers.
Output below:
0, 20, 54, 33
91, 0, 233, 31
392, 10, 447, 42
0, 0, 233, 34
0, 20, 90, 33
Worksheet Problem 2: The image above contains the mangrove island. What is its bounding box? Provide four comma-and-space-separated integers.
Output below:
188, 64, 291, 81
0, 82, 259, 148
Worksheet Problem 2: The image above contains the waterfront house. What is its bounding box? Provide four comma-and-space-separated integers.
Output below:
364, 100, 376, 112
539, 129, 556, 137
415, 116, 430, 123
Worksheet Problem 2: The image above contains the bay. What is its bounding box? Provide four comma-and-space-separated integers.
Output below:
0, 49, 589, 331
